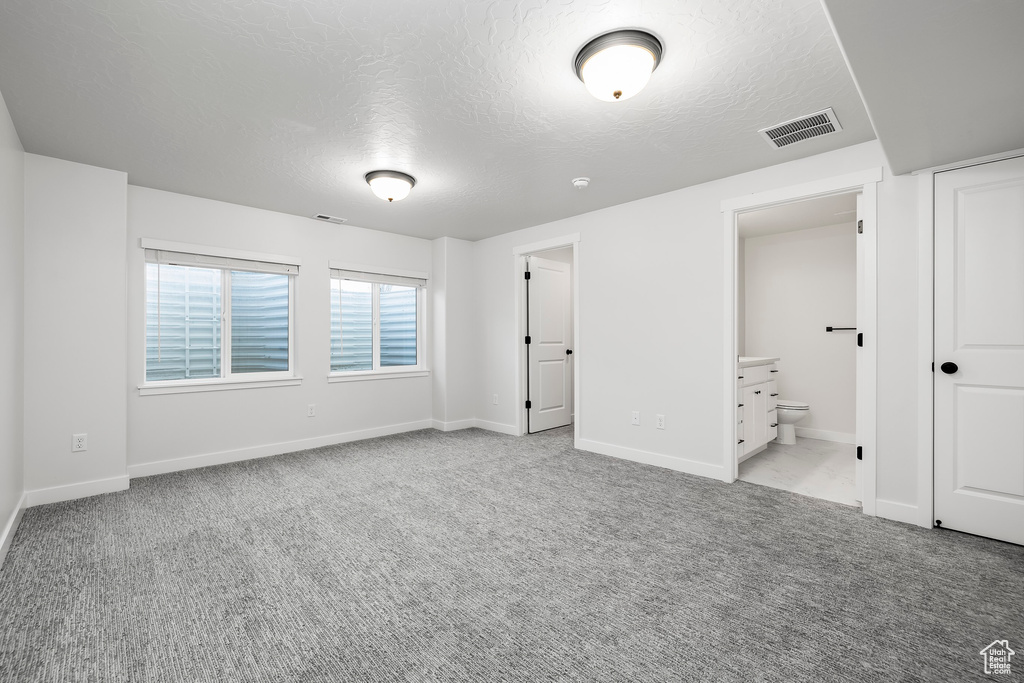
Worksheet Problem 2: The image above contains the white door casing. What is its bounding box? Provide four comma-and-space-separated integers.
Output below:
527, 255, 572, 433
934, 155, 1024, 545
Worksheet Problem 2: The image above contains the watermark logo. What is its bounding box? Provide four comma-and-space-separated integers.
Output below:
980, 640, 1015, 675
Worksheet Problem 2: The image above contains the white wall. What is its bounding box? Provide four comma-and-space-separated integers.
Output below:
744, 224, 857, 439
23, 155, 128, 503
431, 236, 476, 429
0, 88, 25, 559
126, 187, 435, 474
736, 238, 745, 357
470, 140, 923, 514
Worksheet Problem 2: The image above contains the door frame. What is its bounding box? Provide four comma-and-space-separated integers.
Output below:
513, 234, 581, 440
914, 147, 1024, 530
721, 168, 881, 516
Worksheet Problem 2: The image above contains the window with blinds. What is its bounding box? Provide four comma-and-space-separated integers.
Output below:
330, 267, 425, 374
144, 243, 298, 384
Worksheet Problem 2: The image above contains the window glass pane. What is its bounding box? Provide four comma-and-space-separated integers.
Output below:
332, 280, 373, 371
146, 263, 221, 381
380, 284, 417, 367
230, 271, 290, 374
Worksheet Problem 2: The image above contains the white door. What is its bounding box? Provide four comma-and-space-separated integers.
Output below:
527, 255, 572, 433
854, 192, 864, 504
934, 155, 1024, 545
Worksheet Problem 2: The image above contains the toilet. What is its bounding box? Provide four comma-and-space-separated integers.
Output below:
775, 400, 809, 445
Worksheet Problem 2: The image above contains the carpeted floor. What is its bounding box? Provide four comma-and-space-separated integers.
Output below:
1, 427, 1021, 682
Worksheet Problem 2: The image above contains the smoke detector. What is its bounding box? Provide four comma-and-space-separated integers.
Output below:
758, 108, 843, 149
572, 177, 591, 189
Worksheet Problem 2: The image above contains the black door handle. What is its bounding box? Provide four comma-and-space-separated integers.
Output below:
566, 349, 573, 355
940, 362, 958, 374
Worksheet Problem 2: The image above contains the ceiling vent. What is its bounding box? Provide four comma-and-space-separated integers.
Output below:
759, 108, 842, 149
313, 214, 347, 224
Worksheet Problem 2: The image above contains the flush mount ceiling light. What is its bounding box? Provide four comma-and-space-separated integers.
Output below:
574, 29, 663, 102
365, 170, 416, 202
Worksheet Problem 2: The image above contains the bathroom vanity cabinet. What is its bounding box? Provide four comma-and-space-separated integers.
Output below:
737, 357, 779, 461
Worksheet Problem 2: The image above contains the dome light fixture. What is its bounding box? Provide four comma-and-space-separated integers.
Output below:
365, 170, 416, 202
574, 29, 663, 102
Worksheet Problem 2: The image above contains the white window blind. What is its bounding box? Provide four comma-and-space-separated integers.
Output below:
329, 268, 425, 288
145, 249, 298, 276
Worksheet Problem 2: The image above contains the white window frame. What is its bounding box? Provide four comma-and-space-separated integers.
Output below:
328, 262, 428, 383
139, 238, 302, 395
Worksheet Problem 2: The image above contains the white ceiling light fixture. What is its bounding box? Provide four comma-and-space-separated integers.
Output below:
365, 170, 416, 202
574, 29, 663, 102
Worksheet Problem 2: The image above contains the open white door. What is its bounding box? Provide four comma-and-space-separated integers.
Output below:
527, 255, 572, 433
855, 192, 864, 504
934, 155, 1024, 545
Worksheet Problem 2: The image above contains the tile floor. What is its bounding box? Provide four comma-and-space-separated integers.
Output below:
738, 437, 859, 507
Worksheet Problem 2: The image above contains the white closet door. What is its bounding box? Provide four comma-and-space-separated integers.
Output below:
934, 155, 1024, 545
527, 256, 572, 433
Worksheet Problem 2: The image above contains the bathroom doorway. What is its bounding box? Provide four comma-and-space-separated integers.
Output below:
736, 193, 860, 506
722, 169, 880, 514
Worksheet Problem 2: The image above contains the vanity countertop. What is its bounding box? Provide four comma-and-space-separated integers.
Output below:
738, 356, 780, 368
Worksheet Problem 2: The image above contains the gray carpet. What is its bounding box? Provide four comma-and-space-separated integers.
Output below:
1, 427, 1021, 682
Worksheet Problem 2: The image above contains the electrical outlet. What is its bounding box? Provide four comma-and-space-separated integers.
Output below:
492, 394, 498, 405
307, 404, 316, 417
72, 433, 87, 452
656, 414, 665, 430
631, 411, 640, 426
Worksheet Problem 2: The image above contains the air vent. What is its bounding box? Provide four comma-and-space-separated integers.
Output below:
313, 214, 347, 224
759, 108, 843, 149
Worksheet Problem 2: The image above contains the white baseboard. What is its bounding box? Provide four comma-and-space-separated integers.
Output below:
576, 438, 726, 481
472, 419, 519, 436
795, 427, 856, 444
25, 475, 130, 508
129, 419, 434, 479
431, 418, 478, 432
875, 498, 927, 527
0, 492, 27, 569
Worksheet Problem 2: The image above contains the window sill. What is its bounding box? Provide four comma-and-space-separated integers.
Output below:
139, 376, 303, 396
328, 369, 430, 383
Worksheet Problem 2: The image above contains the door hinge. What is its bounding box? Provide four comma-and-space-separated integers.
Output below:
857, 219, 863, 234
525, 335, 531, 345
856, 446, 863, 460
524, 271, 531, 280
857, 332, 863, 347
931, 362, 935, 372
525, 400, 532, 409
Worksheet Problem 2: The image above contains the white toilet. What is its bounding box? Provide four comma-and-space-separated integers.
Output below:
775, 400, 809, 444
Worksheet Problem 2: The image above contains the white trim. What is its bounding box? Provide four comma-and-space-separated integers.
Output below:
875, 499, 921, 526
722, 168, 881, 517
511, 233, 581, 256
25, 475, 129, 507
140, 237, 301, 267
431, 419, 478, 432
514, 234, 582, 444
128, 420, 434, 478
140, 376, 302, 395
720, 168, 883, 213
328, 261, 429, 281
472, 419, 520, 436
910, 147, 1024, 176
917, 172, 936, 529
858, 182, 878, 516
794, 428, 856, 444
329, 370, 430, 383
577, 439, 727, 481
0, 492, 27, 569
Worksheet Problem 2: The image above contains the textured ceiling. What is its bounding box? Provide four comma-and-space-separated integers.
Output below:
823, 0, 1024, 175
0, 0, 875, 241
